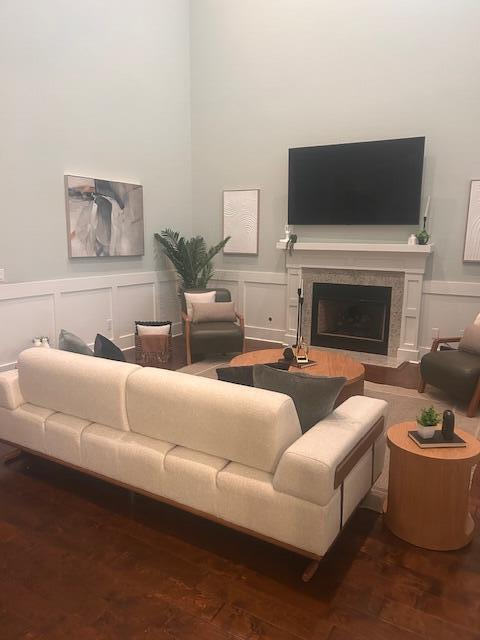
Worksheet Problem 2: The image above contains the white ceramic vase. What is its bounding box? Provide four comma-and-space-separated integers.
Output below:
417, 422, 436, 439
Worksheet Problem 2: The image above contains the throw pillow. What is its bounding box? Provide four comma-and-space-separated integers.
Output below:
253, 364, 346, 433
58, 329, 94, 356
459, 323, 480, 356
137, 323, 171, 336
216, 362, 290, 387
94, 334, 126, 362
192, 301, 236, 323
184, 291, 216, 320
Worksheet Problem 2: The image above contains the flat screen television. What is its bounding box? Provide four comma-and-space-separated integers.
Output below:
288, 136, 425, 225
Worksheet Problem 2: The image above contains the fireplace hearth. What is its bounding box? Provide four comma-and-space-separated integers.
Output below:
311, 283, 392, 355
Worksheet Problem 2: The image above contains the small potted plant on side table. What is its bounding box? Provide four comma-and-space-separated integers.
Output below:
417, 406, 441, 440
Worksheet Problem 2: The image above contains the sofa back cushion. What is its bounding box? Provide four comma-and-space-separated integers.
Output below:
126, 368, 302, 473
17, 348, 139, 431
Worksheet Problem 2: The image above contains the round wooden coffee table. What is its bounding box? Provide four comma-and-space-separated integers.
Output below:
230, 348, 365, 405
385, 422, 480, 550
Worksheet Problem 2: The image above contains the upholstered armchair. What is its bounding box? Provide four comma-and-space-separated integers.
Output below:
418, 331, 480, 418
181, 288, 245, 365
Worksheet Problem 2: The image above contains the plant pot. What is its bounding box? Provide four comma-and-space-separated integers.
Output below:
416, 422, 436, 440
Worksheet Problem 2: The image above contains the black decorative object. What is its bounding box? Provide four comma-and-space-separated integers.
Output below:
442, 409, 455, 441
283, 347, 295, 362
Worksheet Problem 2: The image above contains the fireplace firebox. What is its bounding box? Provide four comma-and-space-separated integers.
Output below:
311, 283, 392, 355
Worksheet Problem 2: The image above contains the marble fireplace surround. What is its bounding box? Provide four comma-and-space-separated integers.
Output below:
301, 269, 404, 357
277, 241, 434, 362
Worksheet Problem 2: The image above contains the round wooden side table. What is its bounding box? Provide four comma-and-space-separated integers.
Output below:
385, 422, 480, 551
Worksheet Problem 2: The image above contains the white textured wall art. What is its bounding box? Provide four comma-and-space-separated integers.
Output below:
464, 180, 480, 262
223, 189, 259, 255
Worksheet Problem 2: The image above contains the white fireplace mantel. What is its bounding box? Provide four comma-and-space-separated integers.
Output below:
276, 239, 434, 362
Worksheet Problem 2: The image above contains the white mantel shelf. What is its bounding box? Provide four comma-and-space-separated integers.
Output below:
276, 240, 433, 254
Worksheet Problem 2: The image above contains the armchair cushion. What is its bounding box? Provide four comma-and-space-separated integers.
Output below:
190, 321, 243, 355
192, 301, 236, 323
420, 349, 480, 401
253, 365, 346, 433
184, 291, 216, 319
459, 323, 480, 356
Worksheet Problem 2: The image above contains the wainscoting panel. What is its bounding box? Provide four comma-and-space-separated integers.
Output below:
0, 271, 179, 371
58, 288, 113, 346
0, 295, 55, 369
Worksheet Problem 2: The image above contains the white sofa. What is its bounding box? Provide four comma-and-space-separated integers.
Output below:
0, 348, 387, 579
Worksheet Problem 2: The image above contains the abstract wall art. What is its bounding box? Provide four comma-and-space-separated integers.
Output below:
65, 175, 144, 257
222, 189, 259, 255
464, 180, 480, 262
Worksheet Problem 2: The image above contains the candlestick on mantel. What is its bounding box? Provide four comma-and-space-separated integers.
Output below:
424, 195, 431, 221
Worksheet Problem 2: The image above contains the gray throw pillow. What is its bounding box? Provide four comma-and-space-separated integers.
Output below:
459, 323, 480, 356
253, 364, 346, 433
58, 329, 94, 356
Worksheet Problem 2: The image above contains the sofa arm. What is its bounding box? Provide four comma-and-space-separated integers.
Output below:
273, 396, 388, 506
0, 370, 25, 410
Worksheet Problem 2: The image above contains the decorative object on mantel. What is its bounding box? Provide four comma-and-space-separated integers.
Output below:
286, 233, 297, 255
283, 224, 292, 241
416, 405, 441, 440
415, 195, 431, 245
407, 234, 418, 245
463, 180, 480, 262
64, 175, 144, 257
154, 229, 230, 291
222, 189, 259, 255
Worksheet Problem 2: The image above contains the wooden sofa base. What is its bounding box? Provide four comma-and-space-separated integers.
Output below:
0, 439, 324, 580
1, 426, 383, 582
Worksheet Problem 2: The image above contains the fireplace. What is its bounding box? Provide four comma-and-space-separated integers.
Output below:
311, 283, 392, 355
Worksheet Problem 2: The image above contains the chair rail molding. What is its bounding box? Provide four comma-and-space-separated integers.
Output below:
0, 271, 180, 371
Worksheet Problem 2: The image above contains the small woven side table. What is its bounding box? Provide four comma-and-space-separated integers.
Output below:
385, 422, 480, 551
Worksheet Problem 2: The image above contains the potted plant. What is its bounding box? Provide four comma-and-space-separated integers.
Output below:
154, 229, 230, 291
417, 406, 441, 439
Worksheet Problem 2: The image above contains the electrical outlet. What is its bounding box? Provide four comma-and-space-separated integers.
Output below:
106, 319, 112, 332
431, 327, 439, 339
0, 268, 5, 282
459, 329, 464, 337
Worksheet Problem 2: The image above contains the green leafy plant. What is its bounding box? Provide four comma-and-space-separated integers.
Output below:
417, 406, 441, 427
154, 229, 230, 291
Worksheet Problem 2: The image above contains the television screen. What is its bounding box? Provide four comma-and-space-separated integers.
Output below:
288, 137, 425, 225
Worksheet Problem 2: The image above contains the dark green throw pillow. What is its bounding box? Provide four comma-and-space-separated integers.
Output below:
94, 334, 126, 362
58, 329, 94, 356
253, 364, 346, 433
216, 362, 290, 387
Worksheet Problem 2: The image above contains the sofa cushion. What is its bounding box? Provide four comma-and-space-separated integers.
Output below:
253, 365, 346, 433
126, 367, 302, 473
58, 329, 94, 356
94, 334, 126, 362
191, 301, 236, 323
17, 348, 139, 431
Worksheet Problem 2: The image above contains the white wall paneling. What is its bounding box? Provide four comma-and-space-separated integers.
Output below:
0, 271, 179, 371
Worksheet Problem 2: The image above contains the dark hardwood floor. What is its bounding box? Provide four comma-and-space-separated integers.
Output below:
2, 339, 477, 639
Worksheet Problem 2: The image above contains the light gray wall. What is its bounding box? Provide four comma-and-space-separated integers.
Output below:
0, 0, 192, 283
190, 0, 480, 282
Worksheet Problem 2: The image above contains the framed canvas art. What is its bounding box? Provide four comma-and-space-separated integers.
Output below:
65, 175, 144, 257
222, 189, 259, 255
464, 180, 480, 262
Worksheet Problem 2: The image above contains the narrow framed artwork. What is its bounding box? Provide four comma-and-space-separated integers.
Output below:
65, 175, 144, 257
464, 179, 480, 262
223, 189, 259, 255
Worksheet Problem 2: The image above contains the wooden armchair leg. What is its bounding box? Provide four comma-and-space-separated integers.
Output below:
418, 377, 426, 394
467, 378, 480, 418
2, 448, 23, 465
186, 337, 192, 365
